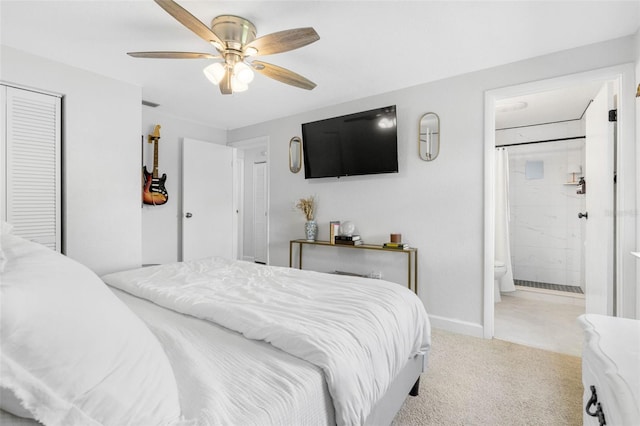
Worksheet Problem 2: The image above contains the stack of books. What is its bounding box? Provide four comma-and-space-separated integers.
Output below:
383, 242, 409, 250
335, 235, 363, 246
329, 221, 341, 245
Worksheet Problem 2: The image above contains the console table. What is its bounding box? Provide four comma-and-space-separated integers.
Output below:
289, 239, 418, 294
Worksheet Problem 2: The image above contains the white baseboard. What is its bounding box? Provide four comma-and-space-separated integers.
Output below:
428, 315, 485, 339
243, 255, 255, 262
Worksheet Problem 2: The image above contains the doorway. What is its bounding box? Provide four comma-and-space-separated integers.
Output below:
493, 86, 595, 355
228, 136, 270, 264
483, 64, 637, 341
253, 161, 268, 264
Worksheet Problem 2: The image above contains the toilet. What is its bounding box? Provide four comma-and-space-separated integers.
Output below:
494, 260, 507, 302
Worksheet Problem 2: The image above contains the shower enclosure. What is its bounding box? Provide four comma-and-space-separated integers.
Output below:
498, 137, 586, 294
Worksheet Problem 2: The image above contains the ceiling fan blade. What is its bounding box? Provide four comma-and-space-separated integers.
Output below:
252, 60, 316, 90
245, 28, 319, 56
127, 51, 219, 59
219, 68, 233, 95
154, 0, 225, 47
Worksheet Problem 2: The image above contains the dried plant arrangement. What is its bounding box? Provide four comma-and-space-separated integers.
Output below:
296, 196, 315, 221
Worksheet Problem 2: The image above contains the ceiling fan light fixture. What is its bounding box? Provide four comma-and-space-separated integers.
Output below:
234, 61, 254, 84
131, 1, 319, 94
231, 75, 248, 92
203, 62, 226, 85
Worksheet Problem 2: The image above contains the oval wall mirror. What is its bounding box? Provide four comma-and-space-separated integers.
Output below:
419, 113, 440, 161
289, 136, 302, 173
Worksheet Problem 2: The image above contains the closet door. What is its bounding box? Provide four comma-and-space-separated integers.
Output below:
2, 86, 62, 251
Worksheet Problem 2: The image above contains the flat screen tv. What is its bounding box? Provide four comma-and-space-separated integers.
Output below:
301, 105, 398, 179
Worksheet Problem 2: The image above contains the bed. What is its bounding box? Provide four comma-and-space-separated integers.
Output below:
0, 225, 431, 426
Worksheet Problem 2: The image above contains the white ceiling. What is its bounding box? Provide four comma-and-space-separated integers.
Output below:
1, 1, 638, 130
495, 81, 605, 129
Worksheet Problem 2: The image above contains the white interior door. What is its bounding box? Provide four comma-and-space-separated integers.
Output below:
234, 150, 244, 263
182, 139, 236, 261
253, 161, 268, 263
584, 81, 615, 315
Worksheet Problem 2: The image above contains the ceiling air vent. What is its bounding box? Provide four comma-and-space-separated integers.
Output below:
142, 100, 160, 108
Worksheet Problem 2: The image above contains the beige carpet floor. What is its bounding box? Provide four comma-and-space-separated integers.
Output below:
392, 328, 583, 426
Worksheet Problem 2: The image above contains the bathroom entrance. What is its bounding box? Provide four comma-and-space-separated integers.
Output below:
493, 84, 597, 355
483, 64, 636, 349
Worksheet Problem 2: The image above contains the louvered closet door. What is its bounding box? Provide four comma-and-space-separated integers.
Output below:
3, 86, 62, 251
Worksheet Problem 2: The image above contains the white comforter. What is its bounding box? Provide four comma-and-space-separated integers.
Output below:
113, 289, 335, 426
102, 258, 431, 426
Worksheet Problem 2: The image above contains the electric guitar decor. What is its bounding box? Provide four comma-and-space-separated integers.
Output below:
143, 124, 168, 205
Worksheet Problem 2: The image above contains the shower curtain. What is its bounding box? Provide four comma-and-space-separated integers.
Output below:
495, 148, 515, 300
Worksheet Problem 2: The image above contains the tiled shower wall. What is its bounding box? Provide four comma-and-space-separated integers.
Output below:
497, 120, 586, 291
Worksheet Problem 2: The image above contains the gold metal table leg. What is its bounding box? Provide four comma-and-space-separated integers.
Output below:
414, 249, 419, 295
407, 251, 412, 292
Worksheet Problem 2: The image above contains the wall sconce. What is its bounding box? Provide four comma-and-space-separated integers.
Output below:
418, 112, 440, 161
567, 164, 582, 183
289, 137, 302, 173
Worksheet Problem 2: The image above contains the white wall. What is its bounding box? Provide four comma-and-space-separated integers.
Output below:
141, 108, 226, 264
229, 35, 637, 334
501, 122, 586, 290
1, 46, 142, 275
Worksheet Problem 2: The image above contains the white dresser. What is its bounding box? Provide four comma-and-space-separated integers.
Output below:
578, 314, 640, 426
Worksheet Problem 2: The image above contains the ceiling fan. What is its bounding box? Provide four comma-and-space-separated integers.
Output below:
128, 0, 320, 94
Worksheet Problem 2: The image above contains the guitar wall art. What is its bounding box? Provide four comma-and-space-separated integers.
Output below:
143, 124, 169, 206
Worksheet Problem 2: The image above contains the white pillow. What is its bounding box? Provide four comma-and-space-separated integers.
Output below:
0, 233, 183, 425
0, 221, 14, 235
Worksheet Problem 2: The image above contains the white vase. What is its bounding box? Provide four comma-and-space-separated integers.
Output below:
305, 220, 318, 241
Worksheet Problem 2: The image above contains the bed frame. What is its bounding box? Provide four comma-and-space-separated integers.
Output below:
365, 353, 425, 425
1, 354, 425, 426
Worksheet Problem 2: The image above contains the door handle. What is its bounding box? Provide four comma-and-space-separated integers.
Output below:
578, 212, 588, 219
185, 212, 193, 218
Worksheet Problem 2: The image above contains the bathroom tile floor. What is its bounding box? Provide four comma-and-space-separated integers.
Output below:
514, 279, 583, 294
494, 290, 585, 357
